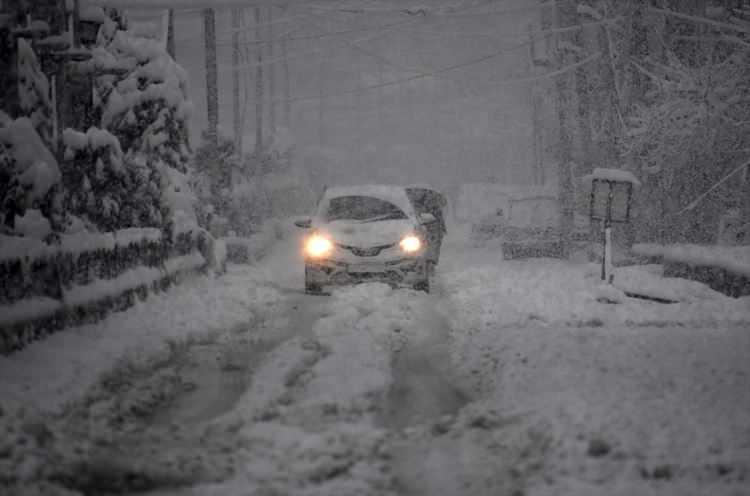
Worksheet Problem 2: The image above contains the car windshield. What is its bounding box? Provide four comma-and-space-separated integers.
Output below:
324, 195, 408, 223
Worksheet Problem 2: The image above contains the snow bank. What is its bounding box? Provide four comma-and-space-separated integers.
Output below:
440, 240, 750, 331
442, 322, 750, 496
632, 243, 750, 277
435, 233, 750, 495
0, 264, 274, 414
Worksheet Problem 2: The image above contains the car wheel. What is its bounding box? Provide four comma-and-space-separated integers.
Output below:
426, 260, 437, 278
413, 278, 430, 293
305, 266, 323, 294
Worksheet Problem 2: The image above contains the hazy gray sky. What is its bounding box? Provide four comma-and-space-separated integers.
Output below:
171, 1, 552, 189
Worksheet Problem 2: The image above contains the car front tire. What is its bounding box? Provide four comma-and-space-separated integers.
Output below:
413, 278, 430, 293
305, 265, 323, 294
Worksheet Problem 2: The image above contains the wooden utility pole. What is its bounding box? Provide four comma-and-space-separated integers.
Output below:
527, 24, 545, 185
254, 6, 263, 155
232, 8, 242, 152
203, 8, 218, 149
267, 5, 276, 137
166, 9, 175, 59
318, 48, 325, 145
280, 10, 291, 127
555, 0, 576, 257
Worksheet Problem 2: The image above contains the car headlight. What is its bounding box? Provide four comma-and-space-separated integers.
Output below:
305, 234, 333, 258
399, 234, 422, 253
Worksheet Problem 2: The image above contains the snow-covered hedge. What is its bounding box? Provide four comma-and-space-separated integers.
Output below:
0, 226, 224, 354
632, 243, 750, 297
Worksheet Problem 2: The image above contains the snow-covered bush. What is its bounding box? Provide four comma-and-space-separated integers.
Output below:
16, 39, 53, 146
61, 127, 162, 231
0, 112, 61, 236
83, 11, 195, 233
193, 128, 309, 237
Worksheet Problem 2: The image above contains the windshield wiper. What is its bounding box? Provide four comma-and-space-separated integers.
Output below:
359, 213, 402, 223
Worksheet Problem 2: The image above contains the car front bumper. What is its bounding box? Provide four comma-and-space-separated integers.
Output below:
306, 257, 427, 287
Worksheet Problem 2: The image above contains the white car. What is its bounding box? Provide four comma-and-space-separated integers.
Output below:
294, 185, 436, 293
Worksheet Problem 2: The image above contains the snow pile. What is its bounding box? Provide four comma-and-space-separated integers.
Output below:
440, 240, 750, 331
445, 324, 750, 496
613, 264, 729, 303
435, 233, 750, 495
633, 243, 750, 277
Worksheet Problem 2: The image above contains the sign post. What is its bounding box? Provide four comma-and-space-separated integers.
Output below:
587, 169, 637, 283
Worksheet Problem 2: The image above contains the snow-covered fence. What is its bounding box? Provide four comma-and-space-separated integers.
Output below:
0, 228, 215, 354
631, 244, 750, 298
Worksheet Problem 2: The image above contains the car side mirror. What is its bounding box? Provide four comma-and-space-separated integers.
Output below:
294, 217, 312, 229
418, 213, 437, 225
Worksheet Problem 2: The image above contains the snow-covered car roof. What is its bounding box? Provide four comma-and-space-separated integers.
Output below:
318, 185, 416, 218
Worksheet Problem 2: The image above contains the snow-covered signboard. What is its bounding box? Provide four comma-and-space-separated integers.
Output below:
584, 168, 640, 224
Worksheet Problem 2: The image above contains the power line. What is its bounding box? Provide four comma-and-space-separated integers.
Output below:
216, 17, 417, 46
214, 15, 620, 74
272, 49, 601, 106
216, 14, 423, 75
403, 17, 622, 41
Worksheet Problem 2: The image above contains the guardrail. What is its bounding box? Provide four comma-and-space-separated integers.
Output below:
0, 228, 212, 354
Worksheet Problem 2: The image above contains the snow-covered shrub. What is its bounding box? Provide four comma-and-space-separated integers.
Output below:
0, 112, 61, 236
83, 10, 195, 233
61, 127, 162, 231
94, 29, 192, 173
16, 39, 53, 146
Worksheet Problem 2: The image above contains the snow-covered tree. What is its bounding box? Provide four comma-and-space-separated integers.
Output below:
16, 38, 53, 146
60, 126, 162, 231
0, 112, 61, 237
81, 10, 197, 233
619, 4, 750, 242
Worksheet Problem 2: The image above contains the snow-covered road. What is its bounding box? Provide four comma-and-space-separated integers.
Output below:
2, 223, 750, 495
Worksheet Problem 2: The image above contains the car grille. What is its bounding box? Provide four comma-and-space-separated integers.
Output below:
338, 243, 394, 257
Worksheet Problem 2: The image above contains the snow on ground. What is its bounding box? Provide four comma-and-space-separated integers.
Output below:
0, 262, 278, 416
410, 221, 750, 495
2, 219, 749, 496
182, 283, 446, 496
441, 224, 750, 332
633, 243, 750, 278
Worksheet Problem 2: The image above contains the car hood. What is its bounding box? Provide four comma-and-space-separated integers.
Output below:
318, 219, 415, 247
